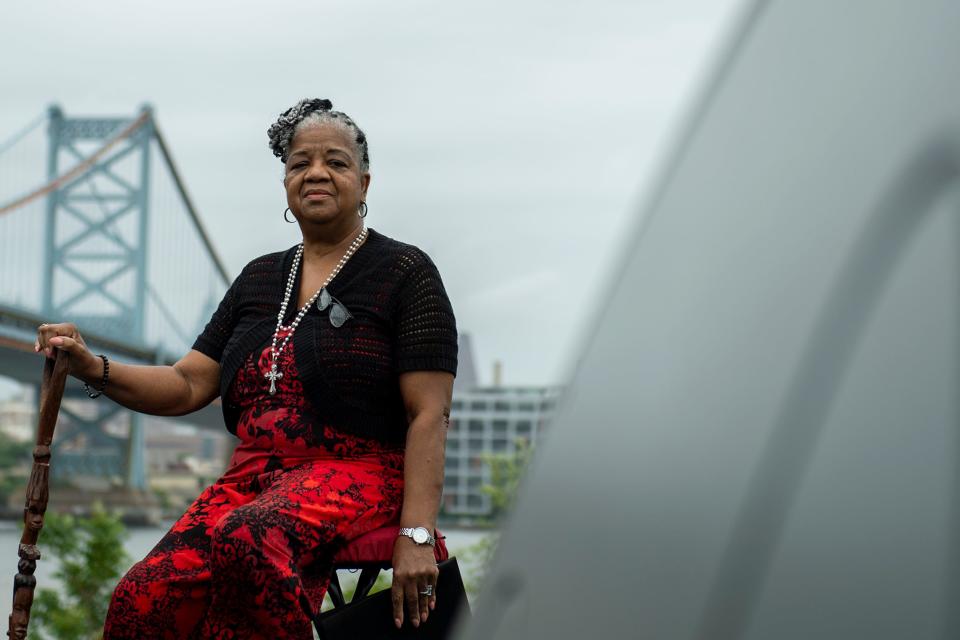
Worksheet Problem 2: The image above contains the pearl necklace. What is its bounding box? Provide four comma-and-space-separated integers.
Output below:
265, 226, 368, 394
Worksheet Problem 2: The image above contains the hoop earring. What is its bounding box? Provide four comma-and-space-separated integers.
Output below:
284, 208, 296, 223
358, 202, 368, 218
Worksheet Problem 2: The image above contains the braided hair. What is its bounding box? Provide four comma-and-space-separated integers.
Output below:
267, 98, 370, 173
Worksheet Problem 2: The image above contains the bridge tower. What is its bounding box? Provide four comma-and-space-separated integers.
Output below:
42, 105, 155, 491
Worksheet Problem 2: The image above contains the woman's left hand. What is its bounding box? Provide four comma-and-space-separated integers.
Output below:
391, 536, 438, 628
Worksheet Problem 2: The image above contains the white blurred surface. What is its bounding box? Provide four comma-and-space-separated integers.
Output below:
460, 0, 960, 637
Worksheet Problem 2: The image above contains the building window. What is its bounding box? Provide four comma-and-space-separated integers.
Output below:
449, 419, 460, 432
468, 438, 483, 451
492, 439, 507, 452
446, 457, 460, 469
470, 400, 487, 411
492, 420, 508, 434
468, 419, 484, 433
467, 495, 484, 508
447, 439, 460, 451
518, 402, 535, 411
451, 400, 463, 411
516, 420, 532, 434
494, 401, 511, 411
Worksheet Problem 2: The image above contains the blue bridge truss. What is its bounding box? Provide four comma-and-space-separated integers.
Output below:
0, 106, 231, 491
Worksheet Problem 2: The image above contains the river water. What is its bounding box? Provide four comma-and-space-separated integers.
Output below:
0, 520, 490, 604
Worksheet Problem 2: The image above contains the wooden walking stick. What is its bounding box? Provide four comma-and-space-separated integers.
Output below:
8, 350, 69, 640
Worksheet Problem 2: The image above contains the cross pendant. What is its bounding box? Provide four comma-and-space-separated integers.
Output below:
265, 365, 283, 395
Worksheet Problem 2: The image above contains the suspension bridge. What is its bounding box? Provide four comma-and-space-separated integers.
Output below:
0, 105, 231, 500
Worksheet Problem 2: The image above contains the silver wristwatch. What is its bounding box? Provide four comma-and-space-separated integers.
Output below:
398, 526, 435, 546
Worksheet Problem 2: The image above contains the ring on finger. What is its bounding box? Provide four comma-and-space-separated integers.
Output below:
419, 584, 434, 597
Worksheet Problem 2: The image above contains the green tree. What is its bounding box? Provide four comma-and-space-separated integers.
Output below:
480, 438, 533, 520
29, 506, 129, 640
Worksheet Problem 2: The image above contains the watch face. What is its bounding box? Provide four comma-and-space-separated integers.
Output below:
412, 528, 429, 544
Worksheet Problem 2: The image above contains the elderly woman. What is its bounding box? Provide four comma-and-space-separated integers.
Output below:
35, 98, 457, 639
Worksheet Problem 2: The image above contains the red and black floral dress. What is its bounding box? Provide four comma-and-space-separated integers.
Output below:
103, 328, 406, 640
104, 231, 458, 640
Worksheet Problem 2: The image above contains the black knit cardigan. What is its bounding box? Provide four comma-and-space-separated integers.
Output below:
192, 229, 458, 446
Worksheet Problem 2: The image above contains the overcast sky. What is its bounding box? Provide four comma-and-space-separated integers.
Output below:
1, 0, 740, 389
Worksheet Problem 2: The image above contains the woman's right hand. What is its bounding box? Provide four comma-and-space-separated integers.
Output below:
35, 322, 101, 381
34, 323, 222, 416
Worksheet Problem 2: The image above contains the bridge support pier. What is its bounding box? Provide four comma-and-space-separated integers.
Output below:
41, 106, 154, 495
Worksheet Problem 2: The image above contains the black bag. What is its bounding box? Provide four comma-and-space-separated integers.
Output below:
315, 557, 471, 639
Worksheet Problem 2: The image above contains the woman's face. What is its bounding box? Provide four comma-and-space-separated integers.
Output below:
284, 123, 370, 230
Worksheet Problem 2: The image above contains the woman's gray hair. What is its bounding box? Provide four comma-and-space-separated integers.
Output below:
267, 98, 370, 173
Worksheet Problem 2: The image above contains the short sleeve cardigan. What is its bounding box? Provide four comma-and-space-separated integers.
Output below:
192, 228, 458, 447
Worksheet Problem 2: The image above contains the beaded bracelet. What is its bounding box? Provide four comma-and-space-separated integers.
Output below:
83, 354, 109, 399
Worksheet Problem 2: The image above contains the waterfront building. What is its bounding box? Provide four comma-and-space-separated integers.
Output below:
442, 385, 560, 521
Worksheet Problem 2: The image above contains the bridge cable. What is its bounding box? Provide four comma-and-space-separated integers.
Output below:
152, 124, 231, 283
0, 112, 46, 157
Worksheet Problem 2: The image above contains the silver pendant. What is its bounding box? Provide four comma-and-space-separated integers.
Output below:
264, 364, 282, 395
